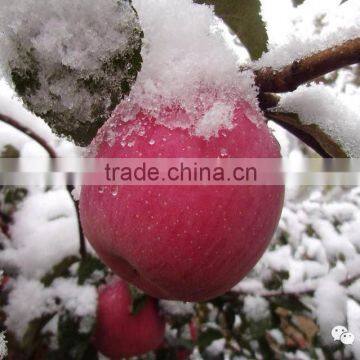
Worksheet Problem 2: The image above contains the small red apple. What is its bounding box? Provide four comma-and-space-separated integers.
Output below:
93, 278, 165, 359
189, 320, 198, 342
80, 98, 284, 301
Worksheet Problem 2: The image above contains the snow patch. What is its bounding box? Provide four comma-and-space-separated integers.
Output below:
314, 279, 347, 344
243, 296, 270, 322
4, 277, 97, 340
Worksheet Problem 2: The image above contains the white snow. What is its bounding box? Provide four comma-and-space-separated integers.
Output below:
105, 0, 261, 144
0, 332, 7, 360
4, 277, 97, 340
194, 103, 234, 140
243, 296, 270, 322
4, 278, 53, 339
0, 1, 138, 73
268, 329, 285, 345
0, 189, 79, 279
159, 300, 195, 316
0, 79, 78, 157
257, 0, 360, 70
347, 299, 360, 359
51, 277, 97, 317
206, 338, 226, 357
314, 279, 347, 345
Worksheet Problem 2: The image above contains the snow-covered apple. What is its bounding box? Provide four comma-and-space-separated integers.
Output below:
93, 278, 165, 358
80, 98, 284, 302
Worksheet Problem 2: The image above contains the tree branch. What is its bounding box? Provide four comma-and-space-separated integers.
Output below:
0, 112, 87, 258
0, 113, 57, 158
255, 37, 360, 94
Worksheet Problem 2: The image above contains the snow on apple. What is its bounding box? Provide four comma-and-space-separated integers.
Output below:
108, 0, 260, 139
78, 0, 285, 302
80, 100, 284, 301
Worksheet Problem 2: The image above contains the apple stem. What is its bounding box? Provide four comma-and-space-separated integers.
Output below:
0, 112, 87, 259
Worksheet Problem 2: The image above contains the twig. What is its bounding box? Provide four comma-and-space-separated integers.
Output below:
0, 113, 57, 158
67, 184, 86, 259
255, 37, 360, 94
0, 112, 87, 258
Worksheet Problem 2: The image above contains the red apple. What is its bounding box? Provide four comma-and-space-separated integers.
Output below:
80, 99, 284, 301
189, 320, 198, 342
93, 278, 165, 358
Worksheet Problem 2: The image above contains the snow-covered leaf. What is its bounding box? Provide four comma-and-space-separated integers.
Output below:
194, 0, 268, 60
0, 0, 143, 146
292, 0, 306, 7
266, 111, 348, 158
21, 314, 54, 356
41, 256, 79, 287
267, 84, 360, 158
54, 311, 97, 360
77, 254, 107, 286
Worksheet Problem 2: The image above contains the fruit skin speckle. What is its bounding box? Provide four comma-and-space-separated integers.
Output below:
80, 101, 284, 302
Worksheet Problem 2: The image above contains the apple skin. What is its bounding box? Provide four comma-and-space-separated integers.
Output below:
93, 278, 165, 359
80, 101, 284, 301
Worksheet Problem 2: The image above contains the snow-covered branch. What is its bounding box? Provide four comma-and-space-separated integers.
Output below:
255, 37, 360, 94
0, 113, 57, 158
0, 112, 87, 258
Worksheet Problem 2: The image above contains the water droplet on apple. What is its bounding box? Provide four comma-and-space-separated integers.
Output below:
111, 186, 118, 197
149, 139, 156, 145
98, 186, 104, 194
220, 148, 228, 157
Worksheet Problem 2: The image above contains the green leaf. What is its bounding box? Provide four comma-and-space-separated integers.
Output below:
41, 256, 79, 287
128, 284, 148, 316
77, 254, 108, 285
194, 0, 268, 60
272, 297, 311, 313
292, 0, 305, 6
197, 327, 223, 350
264, 270, 290, 291
248, 317, 272, 339
54, 312, 97, 360
1, 144, 20, 158
22, 314, 54, 355
3, 186, 28, 205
